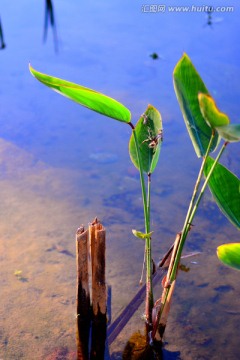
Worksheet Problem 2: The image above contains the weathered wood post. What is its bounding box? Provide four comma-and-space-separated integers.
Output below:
76, 226, 91, 360
76, 218, 107, 360
89, 218, 107, 359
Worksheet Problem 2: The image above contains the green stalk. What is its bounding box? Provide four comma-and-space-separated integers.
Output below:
146, 173, 153, 315
187, 141, 228, 229
170, 139, 228, 282
181, 132, 215, 239
147, 173, 151, 229
169, 132, 215, 282
156, 137, 228, 338
130, 123, 153, 322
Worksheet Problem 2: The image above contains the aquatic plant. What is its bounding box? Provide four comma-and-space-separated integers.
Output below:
29, 53, 240, 344
217, 243, 240, 270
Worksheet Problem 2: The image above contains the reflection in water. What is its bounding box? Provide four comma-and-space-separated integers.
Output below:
204, 7, 223, 28
205, 7, 214, 27
43, 0, 58, 52
0, 17, 6, 49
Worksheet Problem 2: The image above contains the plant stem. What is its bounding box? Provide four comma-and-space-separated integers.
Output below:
187, 141, 228, 228
156, 138, 228, 340
147, 173, 151, 229
182, 134, 215, 234
146, 173, 153, 317
170, 132, 215, 282
170, 140, 228, 283
130, 123, 153, 323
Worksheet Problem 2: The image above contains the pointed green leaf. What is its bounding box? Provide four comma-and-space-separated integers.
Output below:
129, 105, 162, 174
173, 53, 219, 157
29, 65, 131, 123
198, 93, 230, 128
132, 229, 153, 239
204, 157, 240, 229
217, 243, 240, 270
216, 124, 240, 142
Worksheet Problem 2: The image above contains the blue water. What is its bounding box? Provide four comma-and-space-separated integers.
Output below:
0, 1, 240, 359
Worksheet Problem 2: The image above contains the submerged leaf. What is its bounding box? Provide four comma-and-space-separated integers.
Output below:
29, 65, 131, 123
204, 157, 240, 229
129, 105, 163, 173
198, 93, 230, 128
217, 243, 240, 270
173, 53, 219, 157
216, 124, 240, 142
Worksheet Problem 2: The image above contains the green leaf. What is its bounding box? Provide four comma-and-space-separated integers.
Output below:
29, 65, 131, 123
132, 229, 153, 239
129, 105, 162, 174
198, 93, 230, 128
204, 157, 240, 229
216, 124, 240, 142
217, 243, 240, 270
173, 53, 219, 157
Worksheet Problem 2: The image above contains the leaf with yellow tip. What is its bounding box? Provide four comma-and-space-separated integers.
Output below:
217, 243, 240, 270
198, 93, 230, 128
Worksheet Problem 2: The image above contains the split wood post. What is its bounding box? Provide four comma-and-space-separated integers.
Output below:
89, 218, 107, 360
76, 218, 107, 360
76, 226, 91, 360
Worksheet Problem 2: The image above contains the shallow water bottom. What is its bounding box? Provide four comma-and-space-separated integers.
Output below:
0, 138, 239, 360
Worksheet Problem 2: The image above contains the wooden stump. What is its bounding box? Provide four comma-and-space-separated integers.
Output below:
90, 218, 107, 359
76, 226, 91, 360
76, 218, 107, 360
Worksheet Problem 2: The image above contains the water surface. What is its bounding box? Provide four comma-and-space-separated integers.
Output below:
0, 1, 240, 359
